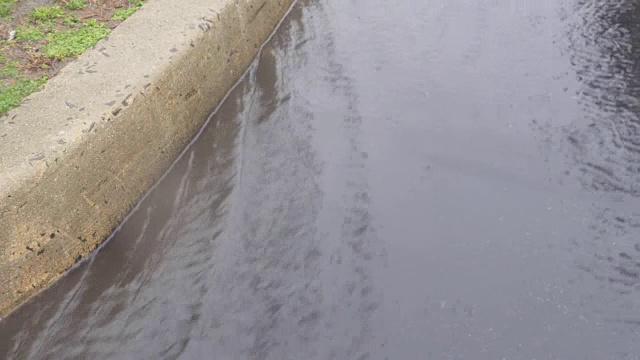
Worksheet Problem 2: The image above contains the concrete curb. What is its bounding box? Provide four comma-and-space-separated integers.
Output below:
0, 0, 294, 316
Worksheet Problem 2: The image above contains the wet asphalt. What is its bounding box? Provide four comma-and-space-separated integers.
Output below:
1, 0, 640, 359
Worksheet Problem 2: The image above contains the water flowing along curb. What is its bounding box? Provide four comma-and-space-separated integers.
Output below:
0, 0, 295, 316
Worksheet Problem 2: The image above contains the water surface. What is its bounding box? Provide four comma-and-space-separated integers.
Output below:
2, 0, 640, 358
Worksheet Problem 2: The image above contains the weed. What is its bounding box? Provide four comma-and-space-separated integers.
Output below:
64, 0, 87, 10
31, 5, 65, 22
62, 14, 80, 25
0, 56, 20, 78
0, 0, 15, 17
42, 21, 110, 59
84, 18, 98, 27
0, 76, 48, 114
112, 0, 146, 20
39, 19, 57, 32
15, 26, 45, 42
112, 7, 137, 20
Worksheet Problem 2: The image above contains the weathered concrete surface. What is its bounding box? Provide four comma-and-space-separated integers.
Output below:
0, 0, 294, 316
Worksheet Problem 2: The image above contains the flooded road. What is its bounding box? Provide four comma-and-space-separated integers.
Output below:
2, 0, 640, 358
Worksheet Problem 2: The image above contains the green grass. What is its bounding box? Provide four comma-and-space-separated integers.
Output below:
0, 64, 20, 78
0, 0, 16, 17
64, 0, 86, 10
112, 6, 138, 20
112, 0, 146, 20
31, 5, 65, 22
42, 21, 110, 59
62, 14, 80, 25
0, 0, 150, 115
15, 26, 45, 42
0, 55, 20, 78
1, 49, 47, 115
0, 76, 48, 114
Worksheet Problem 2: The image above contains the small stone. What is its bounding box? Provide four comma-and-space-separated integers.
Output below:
29, 153, 45, 161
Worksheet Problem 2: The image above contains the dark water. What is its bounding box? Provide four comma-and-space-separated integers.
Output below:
2, 0, 640, 358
